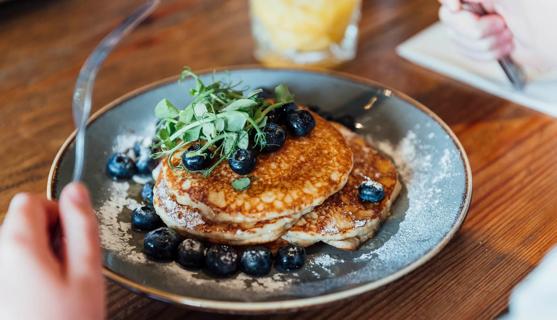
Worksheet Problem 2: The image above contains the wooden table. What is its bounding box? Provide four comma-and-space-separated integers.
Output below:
2, 0, 556, 318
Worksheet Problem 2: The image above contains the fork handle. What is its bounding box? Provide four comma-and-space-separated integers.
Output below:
72, 0, 160, 182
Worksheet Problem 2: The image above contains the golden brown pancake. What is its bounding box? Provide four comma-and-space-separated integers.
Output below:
282, 124, 401, 250
153, 176, 307, 245
162, 112, 354, 224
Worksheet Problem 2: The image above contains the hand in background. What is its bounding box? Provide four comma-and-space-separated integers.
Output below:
439, 0, 557, 71
438, 0, 514, 61
0, 183, 105, 320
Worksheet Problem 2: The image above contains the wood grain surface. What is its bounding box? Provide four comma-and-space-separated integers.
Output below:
1, 0, 557, 319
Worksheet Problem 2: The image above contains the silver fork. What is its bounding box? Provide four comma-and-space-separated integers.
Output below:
50, 0, 159, 257
72, 0, 160, 182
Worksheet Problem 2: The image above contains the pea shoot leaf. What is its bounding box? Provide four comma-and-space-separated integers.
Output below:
274, 84, 294, 103
193, 103, 208, 118
178, 106, 194, 123
155, 99, 179, 119
223, 98, 259, 111
232, 177, 251, 191
154, 67, 294, 178
224, 111, 248, 132
237, 130, 249, 150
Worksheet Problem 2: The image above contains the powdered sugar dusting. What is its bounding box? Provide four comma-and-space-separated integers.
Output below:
355, 127, 462, 264
94, 124, 466, 299
156, 179, 205, 228
311, 254, 345, 268
307, 254, 346, 277
322, 223, 339, 234
97, 133, 294, 293
287, 124, 466, 297
96, 181, 141, 258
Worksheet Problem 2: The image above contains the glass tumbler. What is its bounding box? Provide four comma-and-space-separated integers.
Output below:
249, 0, 361, 68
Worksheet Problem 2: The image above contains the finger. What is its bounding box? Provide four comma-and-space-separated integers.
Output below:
440, 7, 506, 40
476, 0, 496, 13
438, 0, 461, 12
448, 28, 513, 52
58, 183, 102, 278
1, 193, 59, 252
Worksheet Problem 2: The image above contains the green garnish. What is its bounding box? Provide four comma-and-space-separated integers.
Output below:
153, 67, 294, 177
231, 177, 251, 191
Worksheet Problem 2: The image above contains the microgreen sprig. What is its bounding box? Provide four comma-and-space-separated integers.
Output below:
153, 67, 294, 177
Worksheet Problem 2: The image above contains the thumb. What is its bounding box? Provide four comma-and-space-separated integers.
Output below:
59, 183, 102, 278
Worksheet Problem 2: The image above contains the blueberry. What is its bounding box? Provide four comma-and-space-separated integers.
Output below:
281, 102, 299, 114
176, 238, 206, 269
133, 142, 143, 158
286, 110, 316, 137
141, 182, 154, 205
262, 123, 286, 153
333, 114, 356, 131
241, 246, 272, 277
132, 206, 162, 231
275, 245, 306, 271
106, 153, 137, 180
228, 149, 256, 175
256, 87, 274, 100
143, 227, 181, 261
266, 108, 281, 124
137, 157, 158, 174
134, 142, 158, 174
358, 180, 385, 203
267, 102, 299, 125
182, 143, 211, 171
205, 244, 239, 277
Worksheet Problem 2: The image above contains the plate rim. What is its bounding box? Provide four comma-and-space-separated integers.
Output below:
47, 65, 472, 313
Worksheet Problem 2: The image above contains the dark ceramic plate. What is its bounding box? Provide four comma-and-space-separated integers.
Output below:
48, 67, 472, 313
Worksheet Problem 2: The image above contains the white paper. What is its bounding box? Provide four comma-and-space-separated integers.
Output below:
396, 23, 557, 117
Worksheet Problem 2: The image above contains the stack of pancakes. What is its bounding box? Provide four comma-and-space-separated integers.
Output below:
153, 112, 401, 250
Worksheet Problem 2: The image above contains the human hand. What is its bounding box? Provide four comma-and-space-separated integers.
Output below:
438, 0, 514, 61
0, 183, 105, 320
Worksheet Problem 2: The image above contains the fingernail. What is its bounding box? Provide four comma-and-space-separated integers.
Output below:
64, 182, 91, 207
10, 193, 33, 207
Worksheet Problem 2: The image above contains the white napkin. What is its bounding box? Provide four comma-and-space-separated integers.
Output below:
500, 246, 557, 320
396, 23, 557, 117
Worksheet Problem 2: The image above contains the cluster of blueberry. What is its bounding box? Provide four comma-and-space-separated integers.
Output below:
142, 227, 306, 277
104, 96, 383, 277
105, 139, 307, 277
182, 93, 316, 176
106, 143, 158, 180
306, 104, 357, 132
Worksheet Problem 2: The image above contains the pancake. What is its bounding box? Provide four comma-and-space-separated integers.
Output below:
162, 111, 353, 224
153, 172, 310, 245
282, 124, 401, 250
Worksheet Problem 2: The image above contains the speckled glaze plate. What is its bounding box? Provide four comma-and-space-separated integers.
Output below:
47, 67, 472, 314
